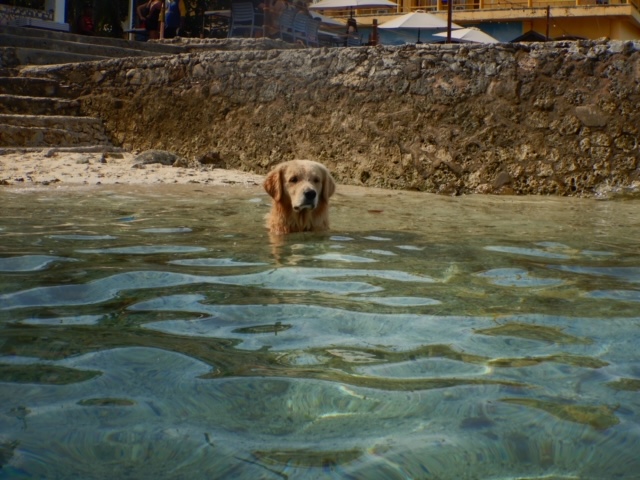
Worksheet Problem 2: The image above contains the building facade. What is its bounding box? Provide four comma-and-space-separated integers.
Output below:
348, 0, 640, 42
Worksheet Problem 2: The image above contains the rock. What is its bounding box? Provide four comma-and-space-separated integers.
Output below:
493, 171, 513, 188
135, 149, 182, 166
196, 151, 225, 167
172, 157, 198, 168
40, 178, 60, 186
575, 105, 609, 127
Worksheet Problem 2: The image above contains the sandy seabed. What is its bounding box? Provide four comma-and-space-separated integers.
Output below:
0, 150, 265, 189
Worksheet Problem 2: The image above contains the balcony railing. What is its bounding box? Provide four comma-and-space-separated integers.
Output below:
318, 0, 638, 17
409, 0, 637, 12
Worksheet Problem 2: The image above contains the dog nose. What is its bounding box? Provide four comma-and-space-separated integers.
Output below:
304, 190, 317, 201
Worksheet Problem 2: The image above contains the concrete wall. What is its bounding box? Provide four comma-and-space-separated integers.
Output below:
22, 39, 640, 196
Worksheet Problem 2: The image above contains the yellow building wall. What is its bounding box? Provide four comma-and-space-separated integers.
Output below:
526, 18, 640, 39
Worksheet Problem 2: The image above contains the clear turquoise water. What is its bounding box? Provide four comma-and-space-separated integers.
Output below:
1, 184, 639, 479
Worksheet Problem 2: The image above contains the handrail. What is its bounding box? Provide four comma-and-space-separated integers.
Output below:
320, 0, 638, 17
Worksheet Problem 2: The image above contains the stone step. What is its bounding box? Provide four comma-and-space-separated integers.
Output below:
0, 145, 125, 155
0, 124, 112, 148
0, 32, 168, 59
0, 113, 103, 128
0, 24, 185, 56
0, 76, 72, 97
12, 47, 111, 66
0, 94, 80, 115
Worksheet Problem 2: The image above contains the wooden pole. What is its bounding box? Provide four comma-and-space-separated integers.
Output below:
545, 5, 550, 40
372, 18, 378, 46
446, 0, 452, 42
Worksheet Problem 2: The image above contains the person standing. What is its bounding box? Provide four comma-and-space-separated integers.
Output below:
164, 0, 181, 38
137, 0, 163, 40
77, 4, 95, 36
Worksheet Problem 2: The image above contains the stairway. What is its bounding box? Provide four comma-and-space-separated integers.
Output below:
0, 24, 185, 67
0, 72, 120, 153
0, 25, 187, 153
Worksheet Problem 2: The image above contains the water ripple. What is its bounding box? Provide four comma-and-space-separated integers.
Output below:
476, 268, 564, 287
0, 267, 435, 310
76, 246, 207, 255
549, 265, 640, 283
330, 236, 354, 242
314, 253, 377, 263
363, 249, 397, 256
21, 314, 104, 326
169, 258, 267, 267
363, 236, 391, 241
0, 255, 76, 272
139, 227, 193, 234
128, 297, 640, 363
484, 245, 571, 259
350, 296, 441, 306
586, 290, 640, 302
357, 358, 488, 378
132, 294, 492, 352
49, 235, 118, 241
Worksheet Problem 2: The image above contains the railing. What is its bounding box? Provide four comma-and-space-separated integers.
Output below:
407, 0, 636, 11
317, 0, 636, 18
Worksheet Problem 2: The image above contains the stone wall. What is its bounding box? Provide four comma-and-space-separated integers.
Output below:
20, 39, 640, 195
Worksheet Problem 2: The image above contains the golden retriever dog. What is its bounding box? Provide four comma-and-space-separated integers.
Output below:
264, 160, 336, 235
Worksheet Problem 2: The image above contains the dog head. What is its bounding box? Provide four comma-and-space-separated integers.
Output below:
264, 160, 335, 212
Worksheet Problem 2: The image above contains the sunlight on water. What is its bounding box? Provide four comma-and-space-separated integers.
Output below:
1, 184, 639, 479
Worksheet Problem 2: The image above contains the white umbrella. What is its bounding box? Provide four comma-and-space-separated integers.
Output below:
379, 10, 461, 43
433, 27, 499, 44
310, 11, 344, 27
309, 0, 397, 18
310, 0, 397, 9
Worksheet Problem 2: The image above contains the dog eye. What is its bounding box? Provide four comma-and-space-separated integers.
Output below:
312, 177, 320, 184
289, 176, 298, 183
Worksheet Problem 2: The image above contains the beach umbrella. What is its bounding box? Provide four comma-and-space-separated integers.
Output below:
433, 27, 499, 44
309, 0, 398, 18
310, 11, 344, 27
379, 10, 461, 43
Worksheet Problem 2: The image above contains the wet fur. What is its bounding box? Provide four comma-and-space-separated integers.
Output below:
264, 160, 336, 235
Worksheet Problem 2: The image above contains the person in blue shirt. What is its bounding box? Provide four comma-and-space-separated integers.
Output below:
164, 0, 181, 38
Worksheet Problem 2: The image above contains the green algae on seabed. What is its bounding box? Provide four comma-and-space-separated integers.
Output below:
232, 322, 292, 334
251, 448, 363, 467
0, 440, 19, 469
502, 398, 619, 430
0, 364, 100, 385
476, 323, 592, 345
488, 354, 608, 369
514, 476, 581, 480
78, 398, 136, 407
278, 344, 489, 370
606, 378, 640, 391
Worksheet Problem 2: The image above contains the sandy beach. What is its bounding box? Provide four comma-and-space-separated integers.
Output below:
0, 150, 264, 189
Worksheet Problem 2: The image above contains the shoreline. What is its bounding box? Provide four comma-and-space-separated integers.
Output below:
2, 150, 639, 200
0, 150, 264, 189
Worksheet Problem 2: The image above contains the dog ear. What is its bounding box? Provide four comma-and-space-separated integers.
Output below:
321, 167, 336, 202
263, 166, 283, 201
